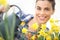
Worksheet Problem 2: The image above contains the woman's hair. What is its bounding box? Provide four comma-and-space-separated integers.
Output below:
36, 0, 55, 10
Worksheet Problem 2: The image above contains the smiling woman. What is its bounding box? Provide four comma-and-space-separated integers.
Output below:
12, 0, 56, 40
13, 0, 57, 40
34, 0, 55, 24
1, 0, 60, 40
26, 0, 55, 39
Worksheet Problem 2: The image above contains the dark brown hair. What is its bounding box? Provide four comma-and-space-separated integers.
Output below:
36, 0, 55, 10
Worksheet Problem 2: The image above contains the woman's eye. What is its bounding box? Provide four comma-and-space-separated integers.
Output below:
37, 6, 41, 10
45, 8, 50, 11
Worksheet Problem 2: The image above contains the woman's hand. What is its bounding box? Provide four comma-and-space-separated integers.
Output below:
25, 32, 32, 40
0, 5, 6, 13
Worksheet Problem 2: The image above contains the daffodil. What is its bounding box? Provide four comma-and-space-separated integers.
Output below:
20, 21, 25, 26
38, 30, 48, 37
54, 19, 59, 22
46, 36, 51, 40
31, 35, 36, 40
31, 23, 39, 30
49, 18, 55, 23
21, 19, 60, 40
48, 30, 53, 35
54, 36, 58, 40
41, 24, 46, 30
0, 0, 7, 7
22, 28, 28, 34
51, 23, 59, 33
0, 37, 4, 40
38, 30, 45, 36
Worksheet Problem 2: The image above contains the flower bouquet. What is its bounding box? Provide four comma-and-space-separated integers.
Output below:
21, 18, 60, 40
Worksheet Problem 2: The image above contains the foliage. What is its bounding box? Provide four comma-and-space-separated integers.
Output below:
21, 18, 60, 40
0, 13, 60, 40
0, 13, 16, 40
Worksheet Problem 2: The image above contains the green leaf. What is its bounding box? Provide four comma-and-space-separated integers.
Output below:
10, 13, 16, 40
4, 13, 10, 40
38, 35, 45, 40
50, 34, 54, 40
3, 12, 16, 40
58, 33, 60, 40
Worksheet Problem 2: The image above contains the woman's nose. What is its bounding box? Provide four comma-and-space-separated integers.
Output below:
40, 10, 45, 15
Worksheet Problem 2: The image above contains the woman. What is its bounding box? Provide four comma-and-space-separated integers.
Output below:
28, 0, 55, 32
15, 0, 55, 40
0, 0, 56, 40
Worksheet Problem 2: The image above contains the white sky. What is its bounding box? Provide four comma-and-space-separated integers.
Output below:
7, 0, 60, 20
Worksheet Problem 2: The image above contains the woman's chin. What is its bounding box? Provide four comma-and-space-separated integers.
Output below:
38, 21, 47, 24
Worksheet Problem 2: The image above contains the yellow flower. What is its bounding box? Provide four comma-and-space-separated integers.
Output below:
50, 19, 59, 33
49, 18, 54, 23
54, 36, 58, 40
44, 33, 48, 37
59, 27, 60, 32
54, 27, 59, 33
0, 0, 7, 7
37, 35, 40, 38
49, 18, 58, 23
31, 35, 36, 40
0, 37, 4, 40
22, 28, 28, 34
48, 30, 53, 34
41, 24, 46, 30
51, 24, 56, 30
55, 19, 59, 22
38, 30, 45, 36
38, 30, 49, 38
46, 36, 51, 40
50, 18, 60, 33
51, 23, 59, 33
31, 23, 39, 30
20, 21, 25, 26
31, 35, 38, 40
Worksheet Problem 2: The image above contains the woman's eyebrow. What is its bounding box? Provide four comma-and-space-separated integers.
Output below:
37, 6, 41, 8
37, 6, 41, 9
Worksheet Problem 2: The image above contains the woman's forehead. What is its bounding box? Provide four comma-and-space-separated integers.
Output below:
36, 1, 52, 6
36, 0, 48, 2
35, 1, 53, 10
36, 0, 54, 2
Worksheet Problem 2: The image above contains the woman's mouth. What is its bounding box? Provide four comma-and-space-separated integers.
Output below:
38, 16, 46, 21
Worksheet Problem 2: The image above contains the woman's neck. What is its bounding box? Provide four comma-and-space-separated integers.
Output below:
28, 18, 37, 27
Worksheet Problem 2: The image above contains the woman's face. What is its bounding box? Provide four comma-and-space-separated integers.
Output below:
35, 1, 54, 24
